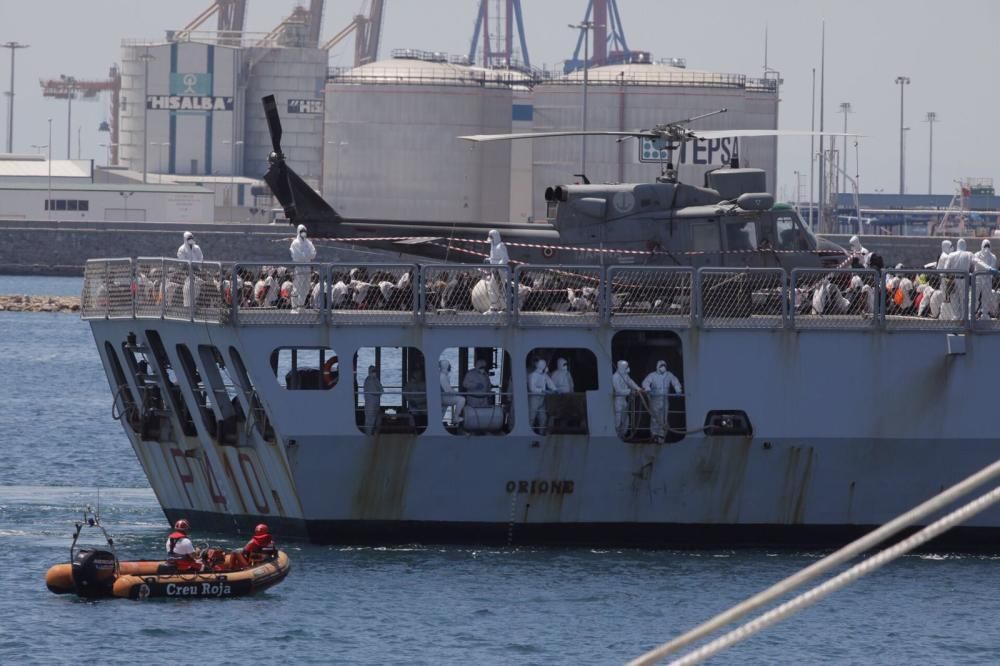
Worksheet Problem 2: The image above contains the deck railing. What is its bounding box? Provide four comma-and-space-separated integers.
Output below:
81, 258, 986, 332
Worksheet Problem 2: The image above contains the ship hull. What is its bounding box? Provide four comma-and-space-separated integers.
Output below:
82, 259, 1000, 548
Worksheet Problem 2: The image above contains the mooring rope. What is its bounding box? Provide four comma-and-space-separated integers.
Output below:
626, 456, 1000, 666
665, 484, 1000, 666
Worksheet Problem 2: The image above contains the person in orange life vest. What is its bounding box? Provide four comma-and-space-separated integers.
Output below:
166, 519, 201, 572
244, 523, 277, 562
226, 523, 277, 570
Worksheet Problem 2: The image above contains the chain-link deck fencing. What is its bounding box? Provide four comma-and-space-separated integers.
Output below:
232, 262, 325, 325
883, 269, 968, 330
697, 268, 786, 328
326, 264, 418, 325
134, 258, 166, 319
515, 265, 602, 326
790, 269, 879, 329
421, 264, 512, 326
608, 267, 694, 328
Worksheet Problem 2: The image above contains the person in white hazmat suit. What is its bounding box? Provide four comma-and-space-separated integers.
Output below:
549, 358, 574, 394
362, 365, 383, 435
936, 239, 953, 270
641, 360, 683, 442
848, 235, 871, 268
942, 239, 993, 320
439, 359, 465, 426
527, 359, 557, 432
176, 231, 204, 307
612, 360, 642, 437
289, 224, 317, 309
974, 239, 998, 318
485, 229, 510, 312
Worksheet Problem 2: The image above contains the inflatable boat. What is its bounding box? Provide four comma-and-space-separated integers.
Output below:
45, 511, 290, 599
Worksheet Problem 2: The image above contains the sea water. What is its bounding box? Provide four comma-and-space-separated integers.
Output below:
2, 276, 999, 665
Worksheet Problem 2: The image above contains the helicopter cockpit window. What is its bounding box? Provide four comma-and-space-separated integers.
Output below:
776, 215, 810, 251
724, 221, 758, 252
691, 221, 721, 253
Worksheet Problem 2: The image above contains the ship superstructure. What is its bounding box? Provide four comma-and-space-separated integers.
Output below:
82, 257, 1000, 546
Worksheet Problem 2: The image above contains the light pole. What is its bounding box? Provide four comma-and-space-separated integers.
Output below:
838, 102, 852, 195
153, 141, 170, 183
3, 41, 28, 153
61, 75, 77, 159
119, 191, 133, 220
223, 139, 244, 222
31, 142, 48, 216
139, 50, 155, 183
46, 118, 52, 218
895, 76, 910, 195
568, 21, 601, 177
925, 112, 938, 195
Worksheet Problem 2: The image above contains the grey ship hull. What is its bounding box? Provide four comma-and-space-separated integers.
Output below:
84, 259, 1000, 548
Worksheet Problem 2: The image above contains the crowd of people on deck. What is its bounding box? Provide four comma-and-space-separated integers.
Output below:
798, 235, 1000, 320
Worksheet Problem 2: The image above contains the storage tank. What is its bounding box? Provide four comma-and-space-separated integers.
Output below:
323, 51, 513, 223
119, 40, 244, 178
244, 46, 327, 187
529, 59, 779, 219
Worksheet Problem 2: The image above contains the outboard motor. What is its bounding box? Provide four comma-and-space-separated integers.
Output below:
71, 549, 118, 598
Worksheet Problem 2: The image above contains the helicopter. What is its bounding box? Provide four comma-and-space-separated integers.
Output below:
262, 95, 853, 268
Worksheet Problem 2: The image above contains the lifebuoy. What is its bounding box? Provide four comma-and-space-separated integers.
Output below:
322, 355, 339, 388
542, 247, 555, 259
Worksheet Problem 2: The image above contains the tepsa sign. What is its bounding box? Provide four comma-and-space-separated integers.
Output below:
638, 136, 740, 166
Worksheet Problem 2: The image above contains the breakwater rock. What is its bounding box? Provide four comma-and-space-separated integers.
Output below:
0, 295, 81, 313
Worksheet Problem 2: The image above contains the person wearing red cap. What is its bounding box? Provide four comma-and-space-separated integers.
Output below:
165, 519, 201, 572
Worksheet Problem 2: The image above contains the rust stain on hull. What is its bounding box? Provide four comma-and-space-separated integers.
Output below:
778, 445, 815, 524
351, 434, 416, 520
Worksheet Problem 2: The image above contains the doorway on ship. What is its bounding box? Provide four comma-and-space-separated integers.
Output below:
353, 347, 426, 435
610, 330, 686, 444
438, 346, 512, 435
525, 348, 598, 435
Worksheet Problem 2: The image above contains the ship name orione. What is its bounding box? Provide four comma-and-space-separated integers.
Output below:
505, 480, 575, 495
165, 582, 231, 597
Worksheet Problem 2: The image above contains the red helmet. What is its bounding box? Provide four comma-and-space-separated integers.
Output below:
254, 523, 269, 536
174, 519, 190, 532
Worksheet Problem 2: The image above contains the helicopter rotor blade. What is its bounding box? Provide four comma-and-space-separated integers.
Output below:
688, 129, 863, 140
459, 130, 658, 142
262, 94, 283, 155
663, 108, 728, 128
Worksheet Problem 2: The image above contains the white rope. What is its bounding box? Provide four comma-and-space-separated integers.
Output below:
627, 456, 1000, 666
667, 484, 1000, 666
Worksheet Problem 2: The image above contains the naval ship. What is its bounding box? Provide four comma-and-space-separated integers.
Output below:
81, 222, 1000, 547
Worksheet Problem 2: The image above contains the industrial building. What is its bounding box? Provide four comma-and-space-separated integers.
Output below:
323, 51, 514, 223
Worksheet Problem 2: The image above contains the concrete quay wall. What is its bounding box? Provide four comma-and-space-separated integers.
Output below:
0, 220, 389, 276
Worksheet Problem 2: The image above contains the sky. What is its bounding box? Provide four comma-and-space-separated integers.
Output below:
1, 0, 998, 198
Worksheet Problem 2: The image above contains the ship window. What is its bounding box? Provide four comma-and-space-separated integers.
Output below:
525, 348, 598, 435
776, 215, 810, 251
79, 200, 89, 211
104, 341, 139, 434
724, 220, 758, 252
691, 221, 720, 253
228, 346, 274, 442
353, 347, 426, 435
610, 330, 686, 444
176, 344, 216, 437
271, 347, 339, 390
67, 200, 78, 211
438, 346, 512, 435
